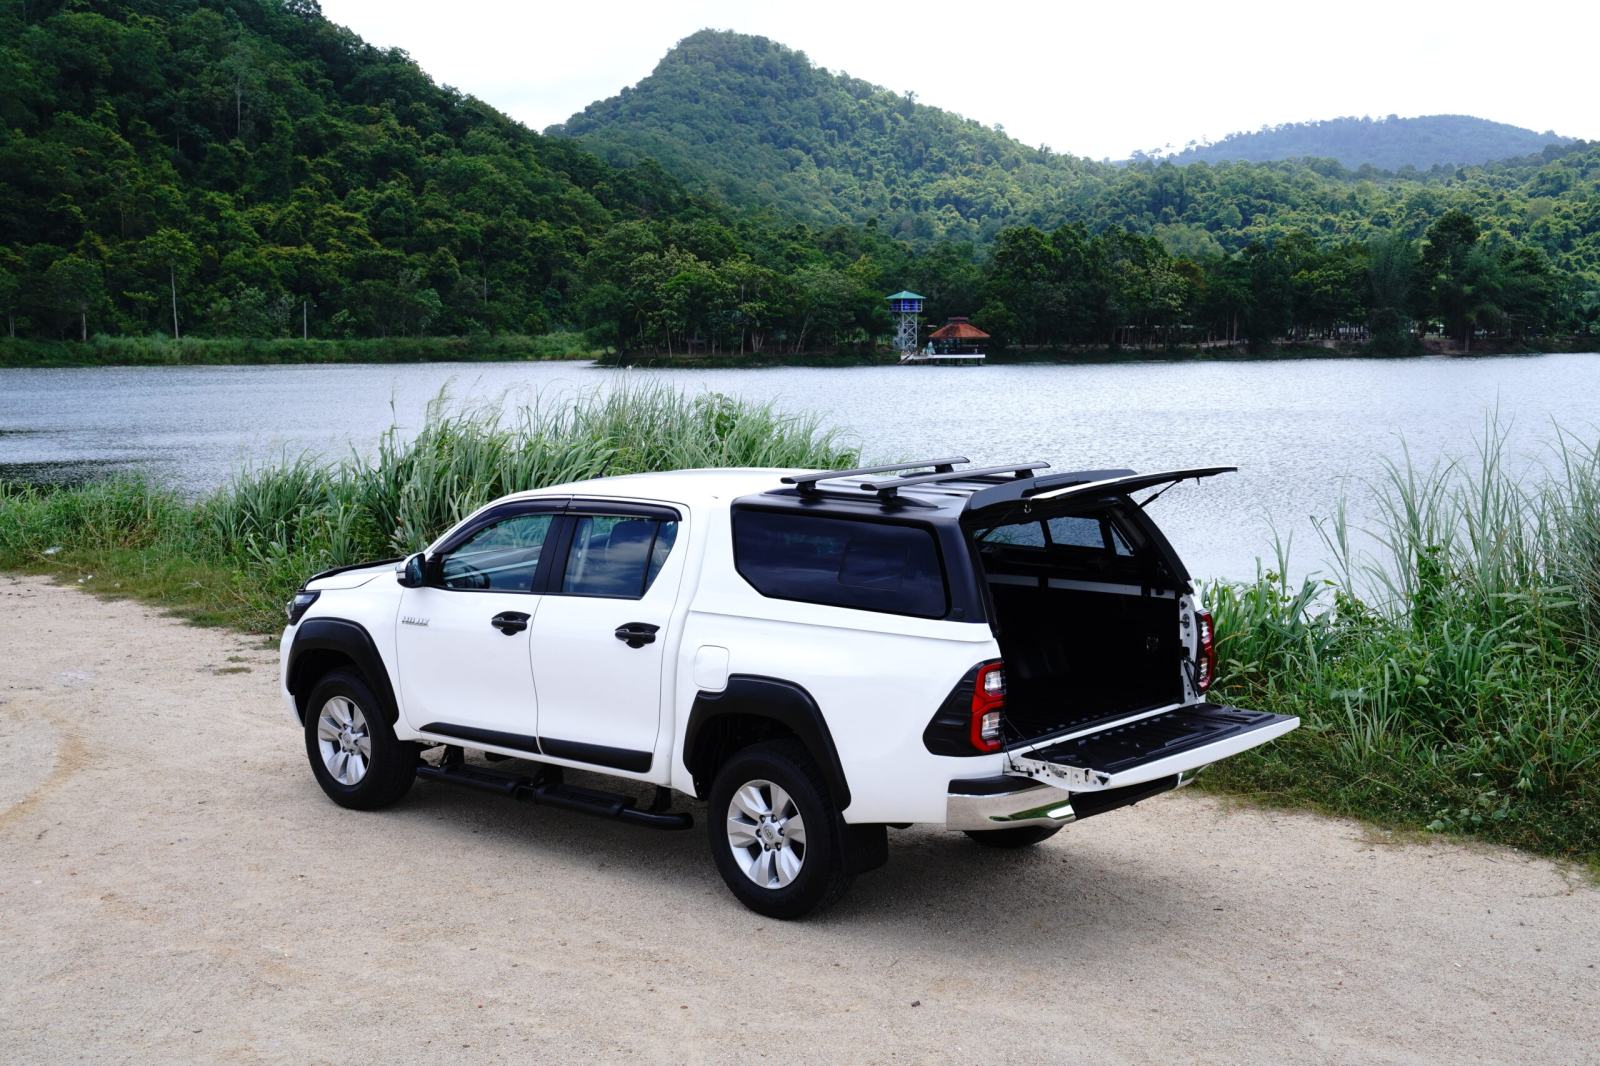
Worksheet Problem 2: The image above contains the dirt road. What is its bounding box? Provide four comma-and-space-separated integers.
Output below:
0, 574, 1595, 1064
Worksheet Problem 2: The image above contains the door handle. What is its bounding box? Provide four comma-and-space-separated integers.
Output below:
490, 611, 531, 635
613, 622, 660, 648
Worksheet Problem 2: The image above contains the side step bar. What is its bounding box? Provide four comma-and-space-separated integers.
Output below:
416, 757, 693, 831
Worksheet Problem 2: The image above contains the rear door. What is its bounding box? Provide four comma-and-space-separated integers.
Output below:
1007, 703, 1298, 791
964, 467, 1236, 527
526, 501, 687, 775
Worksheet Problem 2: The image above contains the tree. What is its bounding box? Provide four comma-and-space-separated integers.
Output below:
1367, 233, 1417, 351
142, 229, 198, 339
981, 227, 1059, 346
0, 251, 19, 337
44, 254, 104, 341
1418, 210, 1481, 344
791, 266, 860, 353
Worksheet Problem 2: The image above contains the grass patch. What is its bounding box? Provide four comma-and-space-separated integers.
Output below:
0, 332, 600, 367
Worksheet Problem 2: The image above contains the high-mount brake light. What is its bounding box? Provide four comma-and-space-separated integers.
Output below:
970, 661, 1006, 753
1196, 612, 1216, 694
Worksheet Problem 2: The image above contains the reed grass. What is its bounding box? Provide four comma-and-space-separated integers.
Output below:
0, 384, 854, 629
1203, 419, 1600, 862
1, 396, 1594, 864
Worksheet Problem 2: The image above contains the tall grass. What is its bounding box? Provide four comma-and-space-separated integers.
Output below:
1205, 420, 1600, 861
0, 384, 854, 629
2, 395, 1595, 863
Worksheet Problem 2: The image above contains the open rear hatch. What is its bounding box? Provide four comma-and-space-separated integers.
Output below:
1007, 703, 1298, 791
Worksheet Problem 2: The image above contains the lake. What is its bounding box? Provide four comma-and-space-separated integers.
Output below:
1, 352, 1596, 581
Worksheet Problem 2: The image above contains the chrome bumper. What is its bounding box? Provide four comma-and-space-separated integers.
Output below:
945, 769, 1201, 831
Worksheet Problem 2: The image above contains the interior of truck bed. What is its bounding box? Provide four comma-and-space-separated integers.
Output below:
969, 502, 1187, 746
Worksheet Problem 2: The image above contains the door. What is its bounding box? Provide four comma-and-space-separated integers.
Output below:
395, 506, 559, 750
528, 505, 685, 773
1007, 703, 1298, 792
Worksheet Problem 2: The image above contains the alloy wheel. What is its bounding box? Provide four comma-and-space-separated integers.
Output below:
725, 778, 807, 888
316, 695, 372, 786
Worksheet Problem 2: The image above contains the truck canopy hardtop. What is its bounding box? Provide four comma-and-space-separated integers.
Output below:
766, 457, 1235, 517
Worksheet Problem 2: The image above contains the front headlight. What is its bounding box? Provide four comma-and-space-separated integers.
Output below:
286, 589, 320, 625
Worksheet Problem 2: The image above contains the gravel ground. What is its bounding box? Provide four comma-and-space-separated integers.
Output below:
1, 573, 1596, 1065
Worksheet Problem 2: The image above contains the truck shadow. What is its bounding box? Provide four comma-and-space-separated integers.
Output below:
396, 762, 1209, 961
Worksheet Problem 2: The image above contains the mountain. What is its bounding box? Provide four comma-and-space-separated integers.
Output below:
551, 32, 1595, 255
0, 0, 703, 339
3, 7, 1595, 356
549, 29, 1111, 244
1157, 115, 1572, 171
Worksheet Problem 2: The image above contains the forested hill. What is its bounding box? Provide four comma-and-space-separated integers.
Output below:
549, 29, 1111, 244
0, 0, 702, 339
1159, 115, 1572, 171
3, 4, 1598, 356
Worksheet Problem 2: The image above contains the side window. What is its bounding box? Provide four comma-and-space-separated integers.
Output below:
732, 510, 948, 618
980, 520, 1046, 547
439, 512, 554, 591
1046, 515, 1106, 549
561, 515, 678, 599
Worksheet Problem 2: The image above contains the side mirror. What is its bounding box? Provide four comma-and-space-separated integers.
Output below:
397, 552, 428, 588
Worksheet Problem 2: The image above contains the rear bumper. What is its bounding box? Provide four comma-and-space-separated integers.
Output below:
945, 770, 1199, 830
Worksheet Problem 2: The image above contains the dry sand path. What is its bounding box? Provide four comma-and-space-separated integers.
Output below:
1, 574, 1596, 1064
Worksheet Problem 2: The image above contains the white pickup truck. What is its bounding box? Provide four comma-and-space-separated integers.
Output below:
280, 458, 1297, 918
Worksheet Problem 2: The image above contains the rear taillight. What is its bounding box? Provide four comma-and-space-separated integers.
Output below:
970, 661, 1005, 752
1195, 612, 1216, 694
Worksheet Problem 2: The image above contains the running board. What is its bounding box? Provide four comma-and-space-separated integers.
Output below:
416, 759, 693, 830
1007, 702, 1297, 792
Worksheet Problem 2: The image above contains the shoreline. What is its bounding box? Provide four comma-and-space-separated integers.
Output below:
3, 335, 1593, 370
0, 334, 601, 369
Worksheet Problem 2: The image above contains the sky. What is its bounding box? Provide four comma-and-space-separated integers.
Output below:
318, 0, 1599, 161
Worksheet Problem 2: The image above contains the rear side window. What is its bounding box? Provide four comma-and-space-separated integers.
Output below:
561, 514, 677, 599
976, 511, 1135, 557
732, 510, 948, 618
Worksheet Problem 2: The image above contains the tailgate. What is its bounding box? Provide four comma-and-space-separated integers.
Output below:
1007, 703, 1297, 791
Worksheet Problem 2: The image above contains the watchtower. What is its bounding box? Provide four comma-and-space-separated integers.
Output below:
886, 290, 925, 357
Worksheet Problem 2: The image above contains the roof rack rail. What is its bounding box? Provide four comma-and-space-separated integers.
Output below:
782, 457, 969, 496
863, 462, 1050, 500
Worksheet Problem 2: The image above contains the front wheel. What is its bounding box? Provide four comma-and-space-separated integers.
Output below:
963, 824, 1064, 848
303, 669, 416, 810
707, 740, 852, 919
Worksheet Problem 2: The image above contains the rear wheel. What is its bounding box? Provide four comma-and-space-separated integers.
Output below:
707, 740, 852, 919
304, 669, 416, 810
963, 824, 1064, 848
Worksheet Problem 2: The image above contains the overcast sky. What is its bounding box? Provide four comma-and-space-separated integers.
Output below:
318, 0, 1597, 161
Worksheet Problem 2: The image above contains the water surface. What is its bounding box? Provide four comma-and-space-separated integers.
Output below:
2, 353, 1596, 580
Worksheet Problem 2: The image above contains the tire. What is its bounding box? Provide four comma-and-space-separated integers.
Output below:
963, 824, 1064, 848
303, 668, 416, 810
707, 739, 852, 919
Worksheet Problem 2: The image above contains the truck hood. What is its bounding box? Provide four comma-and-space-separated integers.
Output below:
305, 560, 399, 591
